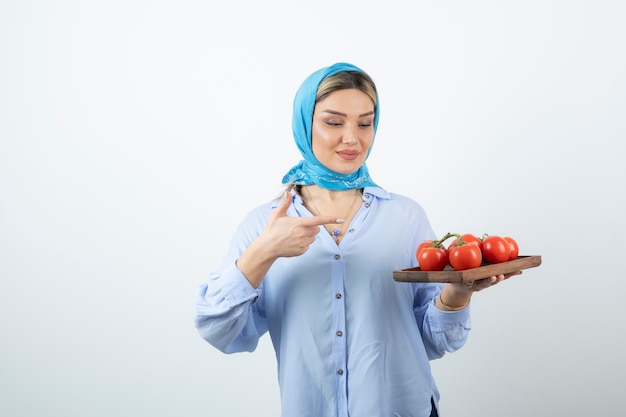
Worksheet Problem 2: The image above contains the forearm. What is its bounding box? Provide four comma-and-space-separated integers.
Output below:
421, 294, 472, 359
436, 283, 472, 311
436, 274, 510, 311
194, 265, 265, 353
195, 300, 260, 353
236, 235, 280, 288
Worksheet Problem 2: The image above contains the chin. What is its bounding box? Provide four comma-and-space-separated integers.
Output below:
331, 165, 360, 175
329, 159, 364, 175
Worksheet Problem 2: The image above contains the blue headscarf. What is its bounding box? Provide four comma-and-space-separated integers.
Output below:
281, 62, 379, 190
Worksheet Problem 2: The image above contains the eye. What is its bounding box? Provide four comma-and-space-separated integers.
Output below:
324, 119, 343, 126
359, 120, 373, 128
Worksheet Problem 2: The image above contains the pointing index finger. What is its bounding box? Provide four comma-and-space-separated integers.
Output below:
302, 216, 345, 227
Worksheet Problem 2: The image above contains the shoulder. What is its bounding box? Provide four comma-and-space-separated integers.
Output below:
366, 187, 436, 244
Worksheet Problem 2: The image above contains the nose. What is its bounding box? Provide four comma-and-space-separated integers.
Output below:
342, 125, 358, 145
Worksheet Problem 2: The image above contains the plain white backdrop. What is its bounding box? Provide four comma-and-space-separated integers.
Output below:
1, 1, 625, 416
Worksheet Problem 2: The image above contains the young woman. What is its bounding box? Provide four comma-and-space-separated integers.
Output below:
195, 62, 510, 417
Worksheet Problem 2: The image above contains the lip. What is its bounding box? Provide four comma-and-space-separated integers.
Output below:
337, 150, 360, 160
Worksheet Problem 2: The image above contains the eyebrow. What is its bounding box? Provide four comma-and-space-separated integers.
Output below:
321, 109, 375, 118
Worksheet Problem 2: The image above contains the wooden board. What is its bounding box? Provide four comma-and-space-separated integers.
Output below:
393, 255, 542, 283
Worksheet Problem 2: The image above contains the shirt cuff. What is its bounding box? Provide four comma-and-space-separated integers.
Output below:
428, 296, 471, 331
214, 261, 261, 308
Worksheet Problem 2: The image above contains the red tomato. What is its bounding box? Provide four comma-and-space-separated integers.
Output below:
448, 243, 482, 270
416, 240, 436, 258
481, 235, 511, 264
418, 247, 448, 271
447, 233, 482, 253
461, 233, 483, 249
504, 236, 519, 260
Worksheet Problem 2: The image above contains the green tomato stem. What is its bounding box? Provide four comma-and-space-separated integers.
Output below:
436, 232, 460, 247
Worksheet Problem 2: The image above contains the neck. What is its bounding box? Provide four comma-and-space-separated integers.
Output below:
300, 184, 363, 244
302, 185, 361, 202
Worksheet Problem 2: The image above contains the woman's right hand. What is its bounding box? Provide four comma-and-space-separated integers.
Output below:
236, 192, 343, 287
261, 192, 343, 257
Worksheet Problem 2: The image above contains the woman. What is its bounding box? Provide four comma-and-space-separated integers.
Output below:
195, 62, 510, 417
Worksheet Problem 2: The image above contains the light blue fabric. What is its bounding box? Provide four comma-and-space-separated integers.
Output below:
195, 187, 470, 416
282, 62, 380, 190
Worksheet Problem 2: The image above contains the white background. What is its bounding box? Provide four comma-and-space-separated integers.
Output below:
1, 1, 625, 416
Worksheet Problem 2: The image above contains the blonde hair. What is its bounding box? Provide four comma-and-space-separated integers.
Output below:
315, 71, 378, 107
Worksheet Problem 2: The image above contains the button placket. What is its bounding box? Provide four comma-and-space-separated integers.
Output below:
330, 250, 347, 394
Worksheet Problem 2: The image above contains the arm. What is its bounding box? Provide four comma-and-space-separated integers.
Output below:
194, 263, 265, 353
417, 272, 522, 359
195, 192, 343, 352
413, 283, 471, 360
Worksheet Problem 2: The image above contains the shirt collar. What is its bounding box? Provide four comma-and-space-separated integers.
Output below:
271, 186, 391, 209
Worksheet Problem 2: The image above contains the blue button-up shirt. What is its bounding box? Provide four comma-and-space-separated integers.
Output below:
195, 187, 471, 417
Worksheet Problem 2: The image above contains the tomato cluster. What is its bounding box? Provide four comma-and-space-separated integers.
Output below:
416, 232, 519, 271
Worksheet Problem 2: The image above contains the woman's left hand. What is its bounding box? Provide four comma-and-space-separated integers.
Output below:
465, 270, 522, 292
437, 271, 523, 311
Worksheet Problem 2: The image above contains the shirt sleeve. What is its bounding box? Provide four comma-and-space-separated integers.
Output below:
194, 204, 271, 354
194, 262, 267, 353
414, 285, 472, 360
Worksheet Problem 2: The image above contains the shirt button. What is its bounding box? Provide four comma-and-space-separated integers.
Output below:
335, 293, 342, 299
337, 369, 344, 375
364, 203, 370, 208
348, 228, 355, 233
334, 254, 341, 260
336, 330, 343, 337
364, 194, 370, 199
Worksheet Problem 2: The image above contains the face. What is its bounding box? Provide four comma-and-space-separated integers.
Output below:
311, 88, 376, 175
